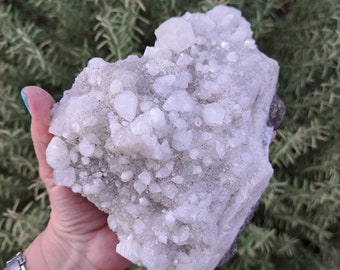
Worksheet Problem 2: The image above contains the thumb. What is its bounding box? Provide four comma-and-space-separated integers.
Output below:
23, 86, 56, 189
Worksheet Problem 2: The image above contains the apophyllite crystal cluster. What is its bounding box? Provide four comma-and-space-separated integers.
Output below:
46, 5, 280, 270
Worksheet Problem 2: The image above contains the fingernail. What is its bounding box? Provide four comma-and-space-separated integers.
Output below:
20, 88, 31, 115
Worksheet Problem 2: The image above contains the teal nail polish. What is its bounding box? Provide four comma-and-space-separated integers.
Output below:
20, 88, 31, 115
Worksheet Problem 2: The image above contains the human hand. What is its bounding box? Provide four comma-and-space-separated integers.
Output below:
22, 86, 131, 270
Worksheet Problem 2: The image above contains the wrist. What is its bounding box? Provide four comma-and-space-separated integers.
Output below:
20, 232, 47, 270
23, 225, 79, 270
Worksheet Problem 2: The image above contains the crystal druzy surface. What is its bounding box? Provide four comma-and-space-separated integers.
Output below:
46, 5, 279, 270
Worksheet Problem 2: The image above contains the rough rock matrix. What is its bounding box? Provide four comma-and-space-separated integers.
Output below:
46, 5, 279, 270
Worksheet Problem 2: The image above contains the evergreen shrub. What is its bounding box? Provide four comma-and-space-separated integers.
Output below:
1, 0, 339, 269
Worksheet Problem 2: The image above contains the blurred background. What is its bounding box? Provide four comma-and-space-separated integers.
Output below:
0, 0, 339, 269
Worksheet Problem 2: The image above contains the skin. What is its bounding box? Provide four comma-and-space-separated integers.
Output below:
9, 86, 131, 270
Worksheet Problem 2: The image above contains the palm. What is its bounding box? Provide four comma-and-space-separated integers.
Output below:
48, 184, 123, 268
26, 86, 130, 270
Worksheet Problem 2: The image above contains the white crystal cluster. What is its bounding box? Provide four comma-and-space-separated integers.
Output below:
46, 5, 279, 270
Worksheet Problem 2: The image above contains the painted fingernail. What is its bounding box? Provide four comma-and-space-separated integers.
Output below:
20, 88, 31, 115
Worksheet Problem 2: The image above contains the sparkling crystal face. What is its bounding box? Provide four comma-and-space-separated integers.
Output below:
46, 5, 279, 270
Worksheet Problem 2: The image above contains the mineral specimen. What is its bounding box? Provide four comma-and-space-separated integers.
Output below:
46, 5, 280, 270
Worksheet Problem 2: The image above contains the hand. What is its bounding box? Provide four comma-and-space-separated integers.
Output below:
22, 86, 131, 270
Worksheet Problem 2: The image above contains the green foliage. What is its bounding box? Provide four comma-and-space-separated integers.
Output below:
0, 0, 339, 269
